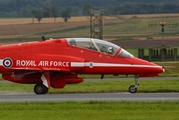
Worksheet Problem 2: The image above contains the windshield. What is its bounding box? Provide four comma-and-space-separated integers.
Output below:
67, 38, 120, 55
93, 39, 119, 55
118, 49, 134, 58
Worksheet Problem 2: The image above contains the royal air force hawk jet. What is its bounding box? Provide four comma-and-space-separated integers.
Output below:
0, 38, 164, 94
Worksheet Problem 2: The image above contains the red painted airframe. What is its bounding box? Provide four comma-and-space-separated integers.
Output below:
0, 38, 164, 94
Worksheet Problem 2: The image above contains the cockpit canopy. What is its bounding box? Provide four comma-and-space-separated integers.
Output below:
66, 38, 133, 58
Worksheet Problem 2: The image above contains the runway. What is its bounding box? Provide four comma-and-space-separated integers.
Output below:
0, 93, 179, 102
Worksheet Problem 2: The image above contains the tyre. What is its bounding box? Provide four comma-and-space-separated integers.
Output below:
129, 85, 137, 93
34, 84, 48, 94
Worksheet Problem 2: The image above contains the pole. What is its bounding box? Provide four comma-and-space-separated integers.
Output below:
160, 22, 166, 47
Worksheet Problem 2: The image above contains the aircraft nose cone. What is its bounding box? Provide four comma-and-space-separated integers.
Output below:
157, 65, 165, 73
162, 66, 165, 72
160, 68, 164, 73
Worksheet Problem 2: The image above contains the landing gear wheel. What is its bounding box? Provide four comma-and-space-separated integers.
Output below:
128, 75, 139, 93
34, 84, 48, 94
43, 86, 49, 94
129, 85, 137, 93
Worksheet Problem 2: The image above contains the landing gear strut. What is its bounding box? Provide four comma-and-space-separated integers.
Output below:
129, 75, 139, 93
34, 84, 49, 94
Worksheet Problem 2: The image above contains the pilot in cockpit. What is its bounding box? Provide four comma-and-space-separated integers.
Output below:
108, 47, 114, 54
69, 39, 76, 46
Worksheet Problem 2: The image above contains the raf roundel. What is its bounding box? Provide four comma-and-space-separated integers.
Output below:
3, 58, 13, 68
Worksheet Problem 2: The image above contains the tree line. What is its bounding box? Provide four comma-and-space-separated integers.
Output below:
0, 0, 179, 23
31, 6, 84, 23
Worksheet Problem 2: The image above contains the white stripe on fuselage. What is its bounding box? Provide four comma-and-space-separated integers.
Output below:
71, 62, 162, 68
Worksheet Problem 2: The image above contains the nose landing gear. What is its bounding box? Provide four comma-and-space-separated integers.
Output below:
129, 75, 139, 93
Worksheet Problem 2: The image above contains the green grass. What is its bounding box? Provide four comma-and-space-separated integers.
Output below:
44, 79, 179, 93
1, 79, 179, 94
0, 101, 179, 120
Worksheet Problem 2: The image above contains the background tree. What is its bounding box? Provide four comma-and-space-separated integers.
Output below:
83, 3, 93, 15
20, 7, 30, 17
35, 9, 43, 23
43, 7, 51, 18
61, 7, 71, 22
1, 0, 179, 17
50, 6, 58, 22
31, 8, 43, 23
31, 9, 37, 23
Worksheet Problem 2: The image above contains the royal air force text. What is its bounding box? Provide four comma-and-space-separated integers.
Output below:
16, 60, 69, 67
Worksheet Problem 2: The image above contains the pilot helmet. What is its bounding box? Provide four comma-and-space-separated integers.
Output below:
108, 47, 114, 54
69, 39, 76, 46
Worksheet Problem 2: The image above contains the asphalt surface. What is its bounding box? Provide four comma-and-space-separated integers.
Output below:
0, 93, 179, 102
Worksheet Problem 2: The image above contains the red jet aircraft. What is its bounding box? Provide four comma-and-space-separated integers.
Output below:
0, 38, 164, 94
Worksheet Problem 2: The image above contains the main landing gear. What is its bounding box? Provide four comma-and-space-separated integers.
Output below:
129, 75, 139, 93
34, 84, 48, 94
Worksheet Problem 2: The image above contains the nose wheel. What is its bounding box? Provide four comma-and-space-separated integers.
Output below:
129, 85, 137, 93
129, 75, 139, 93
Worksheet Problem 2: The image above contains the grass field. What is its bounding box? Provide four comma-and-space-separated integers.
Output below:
31, 14, 179, 40
0, 101, 179, 120
0, 79, 179, 94
0, 14, 179, 42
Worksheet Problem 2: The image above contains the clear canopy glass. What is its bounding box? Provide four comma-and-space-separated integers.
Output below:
66, 38, 133, 58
